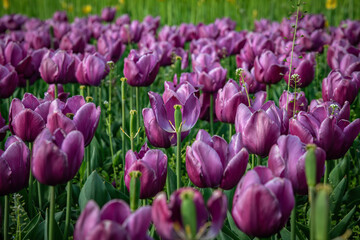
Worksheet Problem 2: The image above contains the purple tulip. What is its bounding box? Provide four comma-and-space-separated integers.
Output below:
296, 29, 330, 52
233, 66, 266, 93
152, 188, 227, 240
97, 33, 125, 63
279, 90, 308, 118
9, 93, 50, 142
190, 39, 219, 60
309, 99, 350, 122
239, 33, 274, 67
254, 50, 288, 84
332, 20, 360, 46
215, 17, 237, 36
59, 31, 86, 53
322, 70, 360, 106
0, 64, 18, 99
39, 50, 77, 84
125, 143, 167, 199
75, 53, 109, 86
149, 41, 187, 68
47, 96, 101, 147
197, 65, 227, 94
43, 84, 69, 102
186, 130, 249, 189
268, 135, 326, 195
197, 23, 219, 39
53, 11, 68, 22
124, 50, 160, 87
289, 111, 360, 160
179, 23, 198, 41
235, 101, 288, 157
120, 20, 144, 43
0, 136, 30, 196
298, 14, 325, 31
74, 200, 151, 240
115, 14, 131, 26
0, 113, 8, 141
283, 52, 315, 88
199, 92, 218, 122
339, 53, 360, 77
327, 39, 360, 71
101, 7, 116, 22
142, 15, 160, 35
24, 27, 51, 50
216, 31, 246, 56
232, 166, 294, 237
3, 14, 27, 30
158, 26, 185, 48
31, 128, 84, 185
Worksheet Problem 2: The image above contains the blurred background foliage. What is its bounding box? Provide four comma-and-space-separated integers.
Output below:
1, 0, 358, 28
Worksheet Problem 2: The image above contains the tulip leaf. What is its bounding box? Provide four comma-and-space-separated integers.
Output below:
90, 137, 100, 169
329, 206, 356, 239
343, 186, 360, 208
79, 171, 111, 211
280, 228, 290, 240
168, 167, 177, 195
104, 181, 129, 202
225, 211, 251, 240
329, 157, 349, 188
22, 213, 43, 240
329, 177, 347, 215
297, 223, 310, 239
23, 211, 63, 240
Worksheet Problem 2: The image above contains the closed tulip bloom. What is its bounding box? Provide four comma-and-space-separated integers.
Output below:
197, 23, 220, 39
239, 33, 274, 66
232, 166, 294, 238
186, 130, 249, 189
97, 34, 125, 63
289, 111, 360, 159
53, 11, 68, 22
32, 128, 84, 185
309, 99, 350, 122
216, 31, 246, 56
125, 143, 167, 199
101, 7, 116, 22
39, 50, 77, 84
124, 50, 160, 87
59, 31, 86, 53
322, 70, 360, 106
326, 39, 360, 70
152, 188, 227, 240
9, 93, 50, 142
120, 20, 144, 43
74, 200, 152, 240
0, 136, 30, 196
235, 102, 288, 157
0, 64, 18, 99
24, 27, 51, 50
75, 53, 109, 86
339, 53, 360, 76
283, 53, 315, 88
47, 96, 101, 147
279, 90, 308, 118
197, 66, 227, 93
254, 50, 288, 84
0, 113, 9, 141
158, 25, 185, 48
268, 135, 326, 195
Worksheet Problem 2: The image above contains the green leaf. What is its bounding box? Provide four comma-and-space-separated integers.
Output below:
79, 171, 111, 211
297, 223, 310, 239
329, 157, 349, 188
280, 228, 291, 240
104, 181, 129, 202
329, 206, 356, 239
22, 213, 43, 240
168, 167, 177, 195
343, 186, 360, 208
90, 137, 100, 169
226, 211, 251, 240
329, 177, 347, 215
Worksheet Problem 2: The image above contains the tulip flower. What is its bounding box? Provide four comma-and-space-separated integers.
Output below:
289, 111, 360, 159
97, 34, 125, 63
43, 84, 69, 102
215, 17, 237, 36
326, 39, 359, 71
254, 50, 288, 84
268, 135, 326, 195
9, 93, 50, 142
101, 7, 116, 22
339, 53, 360, 77
75, 53, 109, 86
115, 14, 131, 26
283, 52, 315, 88
74, 200, 152, 240
125, 143, 167, 199
3, 14, 27, 30
31, 128, 84, 185
186, 130, 249, 189
0, 136, 30, 196
308, 99, 350, 122
216, 31, 246, 56
47, 96, 101, 147
152, 188, 227, 240
0, 64, 18, 99
39, 50, 77, 84
235, 101, 288, 157
53, 11, 68, 22
24, 27, 51, 50
59, 31, 86, 53
332, 20, 360, 46
322, 70, 360, 106
120, 20, 144, 43
0, 113, 8, 141
158, 25, 185, 48
279, 90, 308, 118
179, 23, 198, 41
197, 23, 220, 39
123, 50, 160, 87
142, 15, 160, 34
232, 166, 294, 237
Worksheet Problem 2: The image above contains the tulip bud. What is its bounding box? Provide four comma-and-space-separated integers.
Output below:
80, 85, 86, 98
180, 190, 197, 239
121, 77, 127, 101
107, 61, 115, 71
305, 144, 317, 188
315, 185, 331, 240
174, 105, 183, 133
130, 170, 141, 211
175, 56, 182, 81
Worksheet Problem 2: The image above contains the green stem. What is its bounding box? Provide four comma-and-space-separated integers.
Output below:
176, 131, 182, 189
37, 182, 43, 210
87, 86, 90, 98
49, 186, 55, 240
324, 161, 333, 184
266, 84, 270, 102
239, 71, 251, 107
129, 171, 141, 212
3, 195, 9, 240
63, 181, 71, 240
309, 186, 316, 240
28, 142, 34, 218
86, 147, 91, 178
286, 0, 301, 111
130, 87, 134, 110
291, 198, 297, 240
209, 93, 214, 135
121, 79, 126, 191
136, 87, 140, 145
228, 124, 233, 143
54, 84, 58, 99
257, 155, 261, 166
251, 154, 255, 169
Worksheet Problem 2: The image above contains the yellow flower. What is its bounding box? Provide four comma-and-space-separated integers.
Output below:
3, 0, 9, 9
326, 0, 337, 10
252, 9, 258, 19
119, 0, 125, 4
67, 3, 73, 13
82, 4, 92, 14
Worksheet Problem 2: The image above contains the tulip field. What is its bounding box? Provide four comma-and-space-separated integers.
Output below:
1, 0, 360, 239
